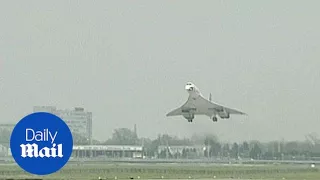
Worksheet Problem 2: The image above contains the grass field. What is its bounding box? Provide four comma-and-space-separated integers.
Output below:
0, 162, 319, 179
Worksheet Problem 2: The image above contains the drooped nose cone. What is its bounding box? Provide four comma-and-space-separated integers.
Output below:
185, 82, 195, 92
185, 85, 194, 91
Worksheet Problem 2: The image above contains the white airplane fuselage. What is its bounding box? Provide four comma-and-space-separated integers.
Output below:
184, 83, 218, 119
167, 82, 246, 123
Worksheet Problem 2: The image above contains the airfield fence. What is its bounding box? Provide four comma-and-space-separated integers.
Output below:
0, 164, 318, 179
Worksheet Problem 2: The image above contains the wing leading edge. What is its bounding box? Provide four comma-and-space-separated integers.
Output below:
166, 107, 183, 116
206, 97, 247, 115
166, 95, 246, 117
166, 96, 192, 117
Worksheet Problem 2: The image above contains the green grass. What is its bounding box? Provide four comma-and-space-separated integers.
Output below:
0, 163, 319, 179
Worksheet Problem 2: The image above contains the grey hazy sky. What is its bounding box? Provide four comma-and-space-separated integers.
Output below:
1, 1, 319, 143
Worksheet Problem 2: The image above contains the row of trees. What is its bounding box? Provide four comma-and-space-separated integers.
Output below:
94, 128, 320, 160
1, 127, 320, 160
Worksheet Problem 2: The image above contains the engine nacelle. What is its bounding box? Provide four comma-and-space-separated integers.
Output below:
218, 109, 230, 119
183, 113, 194, 120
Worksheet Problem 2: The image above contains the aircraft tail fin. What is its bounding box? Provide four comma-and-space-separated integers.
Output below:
209, 93, 212, 101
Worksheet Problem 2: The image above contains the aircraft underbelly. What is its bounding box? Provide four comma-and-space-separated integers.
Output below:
181, 108, 210, 116
183, 101, 213, 115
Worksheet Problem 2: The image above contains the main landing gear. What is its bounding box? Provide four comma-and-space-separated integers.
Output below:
187, 119, 193, 123
212, 117, 218, 122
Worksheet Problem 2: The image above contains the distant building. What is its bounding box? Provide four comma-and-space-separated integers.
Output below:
33, 106, 93, 144
72, 145, 143, 158
0, 144, 8, 156
157, 145, 205, 158
0, 123, 15, 133
0, 124, 14, 155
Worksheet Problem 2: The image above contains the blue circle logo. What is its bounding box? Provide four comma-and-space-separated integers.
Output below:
10, 112, 73, 175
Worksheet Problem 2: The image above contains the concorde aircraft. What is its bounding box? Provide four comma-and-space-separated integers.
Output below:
166, 82, 247, 122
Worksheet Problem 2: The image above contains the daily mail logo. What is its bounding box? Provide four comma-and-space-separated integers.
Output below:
10, 112, 73, 176
20, 128, 63, 158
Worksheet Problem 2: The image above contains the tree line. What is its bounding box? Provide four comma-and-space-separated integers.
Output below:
78, 128, 320, 160
1, 128, 320, 160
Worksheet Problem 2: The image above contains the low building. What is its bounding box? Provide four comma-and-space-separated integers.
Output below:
157, 145, 206, 158
72, 145, 143, 158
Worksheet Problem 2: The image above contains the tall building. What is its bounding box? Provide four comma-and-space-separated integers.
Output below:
33, 106, 92, 144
